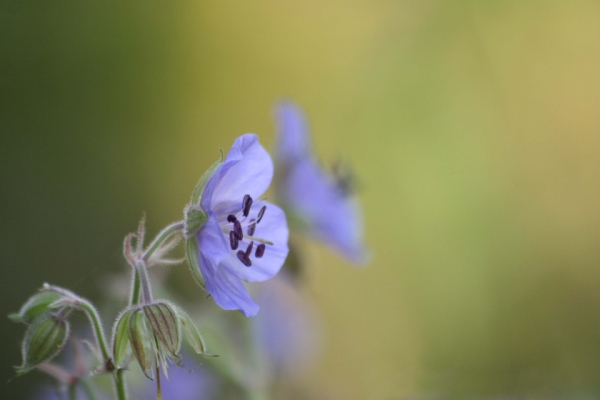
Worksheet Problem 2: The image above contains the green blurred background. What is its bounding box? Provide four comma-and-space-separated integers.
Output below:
3, 1, 600, 398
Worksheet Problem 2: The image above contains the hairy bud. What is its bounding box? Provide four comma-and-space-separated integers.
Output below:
17, 311, 70, 375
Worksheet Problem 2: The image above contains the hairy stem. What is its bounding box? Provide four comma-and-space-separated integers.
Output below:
142, 221, 184, 262
115, 369, 127, 400
129, 268, 141, 307
78, 299, 110, 364
136, 260, 153, 304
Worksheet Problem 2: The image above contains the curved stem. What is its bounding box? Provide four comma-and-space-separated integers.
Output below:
136, 260, 153, 304
142, 221, 184, 262
78, 299, 110, 363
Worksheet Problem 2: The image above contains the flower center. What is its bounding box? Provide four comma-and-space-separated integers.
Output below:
222, 194, 271, 267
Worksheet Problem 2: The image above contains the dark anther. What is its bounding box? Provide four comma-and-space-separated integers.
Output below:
242, 194, 253, 217
227, 214, 237, 223
236, 250, 252, 267
247, 219, 256, 236
255, 243, 266, 258
257, 206, 267, 223
233, 220, 243, 240
229, 231, 239, 250
245, 241, 254, 257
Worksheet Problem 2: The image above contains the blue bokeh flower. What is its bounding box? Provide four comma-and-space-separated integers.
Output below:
255, 273, 321, 378
275, 102, 367, 264
195, 134, 289, 317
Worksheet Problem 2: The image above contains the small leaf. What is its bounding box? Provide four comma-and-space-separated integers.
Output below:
17, 312, 69, 375
186, 238, 206, 290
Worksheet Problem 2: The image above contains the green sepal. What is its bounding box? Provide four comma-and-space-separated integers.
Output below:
10, 291, 62, 324
128, 308, 154, 379
183, 208, 208, 238
186, 238, 206, 290
189, 153, 223, 206
17, 312, 69, 375
143, 302, 181, 359
172, 305, 216, 357
112, 308, 135, 367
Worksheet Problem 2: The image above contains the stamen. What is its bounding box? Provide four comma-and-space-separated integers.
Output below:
255, 243, 266, 258
227, 214, 237, 223
233, 220, 243, 240
242, 194, 253, 217
229, 231, 239, 250
236, 250, 252, 267
257, 206, 266, 223
245, 241, 254, 257
247, 219, 256, 236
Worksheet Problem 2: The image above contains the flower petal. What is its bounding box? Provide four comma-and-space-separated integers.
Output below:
221, 201, 289, 282
196, 212, 230, 269
197, 213, 260, 317
202, 134, 273, 214
255, 274, 321, 374
275, 102, 312, 164
280, 159, 367, 264
204, 265, 260, 318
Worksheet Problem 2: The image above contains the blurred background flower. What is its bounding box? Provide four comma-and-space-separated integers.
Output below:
3, 1, 600, 399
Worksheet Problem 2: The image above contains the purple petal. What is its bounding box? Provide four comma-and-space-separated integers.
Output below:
279, 159, 367, 264
202, 134, 273, 214
197, 212, 260, 317
196, 212, 230, 269
204, 263, 260, 317
255, 274, 321, 375
275, 102, 312, 164
221, 201, 289, 283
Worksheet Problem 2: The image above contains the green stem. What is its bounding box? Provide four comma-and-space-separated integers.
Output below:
243, 388, 269, 400
78, 299, 110, 363
115, 369, 127, 400
142, 221, 184, 262
241, 317, 270, 400
80, 379, 98, 400
129, 268, 141, 307
68, 383, 77, 400
136, 260, 153, 304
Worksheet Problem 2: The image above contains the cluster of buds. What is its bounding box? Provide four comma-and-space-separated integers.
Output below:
112, 300, 215, 380
9, 284, 98, 375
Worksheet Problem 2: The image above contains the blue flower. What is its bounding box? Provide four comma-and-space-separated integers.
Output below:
275, 102, 367, 264
194, 134, 289, 317
255, 274, 321, 377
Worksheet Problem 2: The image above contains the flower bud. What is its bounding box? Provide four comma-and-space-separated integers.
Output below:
127, 308, 155, 378
143, 302, 180, 359
17, 312, 70, 375
9, 291, 62, 324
